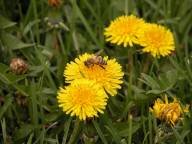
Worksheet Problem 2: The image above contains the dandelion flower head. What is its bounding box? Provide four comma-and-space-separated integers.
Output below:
57, 79, 108, 120
150, 95, 189, 126
138, 23, 175, 57
104, 15, 146, 47
64, 53, 124, 96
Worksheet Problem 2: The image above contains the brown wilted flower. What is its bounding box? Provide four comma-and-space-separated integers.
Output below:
10, 58, 28, 75
48, 0, 61, 7
15, 92, 28, 107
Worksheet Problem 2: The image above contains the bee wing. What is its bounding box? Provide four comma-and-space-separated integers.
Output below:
95, 50, 104, 57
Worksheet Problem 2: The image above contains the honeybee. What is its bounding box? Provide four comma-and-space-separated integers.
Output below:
84, 55, 107, 69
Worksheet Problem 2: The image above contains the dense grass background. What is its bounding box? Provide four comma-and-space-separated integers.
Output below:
0, 0, 192, 143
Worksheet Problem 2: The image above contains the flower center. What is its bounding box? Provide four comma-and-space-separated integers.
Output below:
147, 30, 164, 48
83, 65, 108, 84
72, 87, 95, 106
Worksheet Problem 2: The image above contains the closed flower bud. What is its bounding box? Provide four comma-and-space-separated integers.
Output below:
10, 58, 28, 74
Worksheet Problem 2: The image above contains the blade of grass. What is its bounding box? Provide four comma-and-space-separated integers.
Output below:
67, 119, 81, 144
128, 115, 132, 144
92, 120, 108, 144
71, 0, 102, 48
148, 113, 153, 144
62, 117, 72, 144
1, 118, 7, 144
0, 95, 13, 119
172, 127, 185, 144
27, 133, 34, 144
103, 114, 121, 144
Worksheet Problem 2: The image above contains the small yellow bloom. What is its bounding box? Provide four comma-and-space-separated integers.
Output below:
104, 15, 146, 47
149, 98, 166, 119
64, 53, 124, 96
150, 96, 189, 126
57, 79, 108, 120
138, 23, 175, 57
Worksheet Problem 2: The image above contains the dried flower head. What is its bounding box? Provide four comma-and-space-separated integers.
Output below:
10, 58, 28, 75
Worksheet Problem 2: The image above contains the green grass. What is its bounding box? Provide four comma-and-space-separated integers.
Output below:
0, 0, 192, 143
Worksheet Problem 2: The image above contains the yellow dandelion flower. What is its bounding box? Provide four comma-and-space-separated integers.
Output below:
138, 23, 175, 57
150, 95, 189, 126
64, 53, 124, 96
104, 15, 146, 47
149, 98, 166, 119
57, 79, 108, 120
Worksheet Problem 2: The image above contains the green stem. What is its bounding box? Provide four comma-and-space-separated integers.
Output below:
128, 115, 133, 144
125, 0, 129, 15
127, 48, 133, 99
148, 113, 153, 144
32, 0, 40, 43
67, 119, 81, 144
138, 57, 150, 88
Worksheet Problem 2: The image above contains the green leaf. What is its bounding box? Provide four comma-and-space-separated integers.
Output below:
103, 115, 121, 144
1, 118, 7, 144
0, 63, 9, 73
0, 15, 16, 29
172, 127, 185, 144
93, 120, 108, 144
45, 113, 59, 123
0, 70, 26, 84
14, 84, 29, 96
14, 124, 35, 140
140, 73, 160, 89
72, 0, 102, 48
0, 31, 34, 50
133, 93, 148, 101
27, 133, 34, 144
42, 88, 56, 95
164, 70, 178, 84
131, 85, 145, 94
62, 117, 72, 144
23, 19, 41, 35
114, 122, 141, 137
146, 89, 163, 95
0, 95, 13, 119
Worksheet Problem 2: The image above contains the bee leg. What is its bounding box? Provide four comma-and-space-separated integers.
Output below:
99, 65, 105, 69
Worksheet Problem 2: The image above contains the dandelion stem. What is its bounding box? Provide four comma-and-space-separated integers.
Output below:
128, 114, 133, 144
138, 56, 150, 88
125, 0, 129, 15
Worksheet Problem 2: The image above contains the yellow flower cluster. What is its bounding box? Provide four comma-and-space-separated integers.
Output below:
57, 53, 124, 120
104, 15, 175, 58
150, 95, 189, 126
